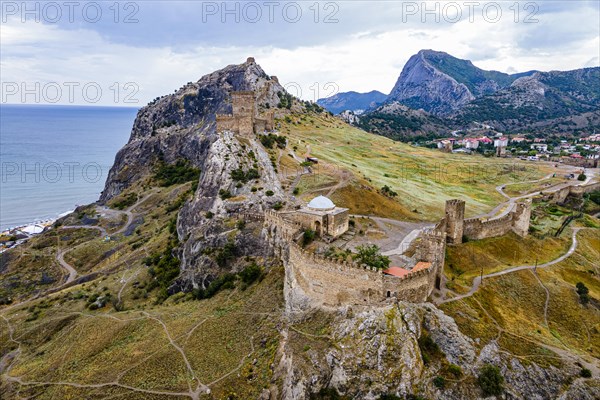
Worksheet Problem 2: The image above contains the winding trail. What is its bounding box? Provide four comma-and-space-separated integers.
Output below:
54, 191, 157, 285
437, 228, 583, 305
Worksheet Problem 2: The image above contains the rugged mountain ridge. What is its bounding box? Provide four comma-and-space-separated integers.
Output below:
316, 90, 387, 114
455, 67, 600, 132
385, 50, 534, 115
343, 50, 599, 138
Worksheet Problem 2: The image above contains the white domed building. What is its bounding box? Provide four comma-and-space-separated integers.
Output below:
293, 195, 349, 240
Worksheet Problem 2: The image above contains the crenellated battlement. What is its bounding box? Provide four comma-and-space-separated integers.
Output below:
446, 198, 531, 243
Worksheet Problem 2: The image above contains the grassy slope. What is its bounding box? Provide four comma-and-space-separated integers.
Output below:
279, 113, 552, 220
441, 228, 599, 362
1, 266, 284, 399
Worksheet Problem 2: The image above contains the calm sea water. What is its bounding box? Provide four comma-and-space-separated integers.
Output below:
0, 104, 138, 231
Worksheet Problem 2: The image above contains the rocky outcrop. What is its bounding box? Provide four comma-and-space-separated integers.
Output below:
100, 58, 285, 202
277, 302, 597, 399
100, 58, 294, 290
387, 51, 476, 115
175, 130, 285, 291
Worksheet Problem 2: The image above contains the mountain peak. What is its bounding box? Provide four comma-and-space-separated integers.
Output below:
386, 50, 536, 115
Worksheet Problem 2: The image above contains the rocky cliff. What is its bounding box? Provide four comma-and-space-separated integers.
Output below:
275, 302, 598, 400
386, 50, 533, 116
100, 57, 285, 202
100, 58, 293, 291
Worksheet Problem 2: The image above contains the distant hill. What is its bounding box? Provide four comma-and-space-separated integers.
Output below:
354, 101, 450, 140
317, 90, 387, 114
454, 67, 600, 133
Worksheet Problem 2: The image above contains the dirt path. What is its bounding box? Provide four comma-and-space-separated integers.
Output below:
437, 228, 583, 305
531, 269, 550, 328
53, 191, 157, 285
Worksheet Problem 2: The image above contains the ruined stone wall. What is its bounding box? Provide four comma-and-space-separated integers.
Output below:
512, 200, 532, 236
463, 214, 514, 240
288, 243, 386, 306
215, 115, 237, 133
535, 182, 600, 204
232, 91, 255, 117
238, 115, 254, 137
417, 229, 447, 293
445, 199, 531, 242
383, 269, 431, 303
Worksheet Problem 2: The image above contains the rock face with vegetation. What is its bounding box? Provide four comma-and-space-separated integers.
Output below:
456, 67, 600, 133
386, 50, 533, 116
100, 59, 290, 293
100, 58, 285, 202
348, 49, 600, 138
276, 302, 596, 399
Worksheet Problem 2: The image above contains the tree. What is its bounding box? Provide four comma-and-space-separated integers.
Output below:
302, 229, 316, 247
578, 173, 587, 181
478, 364, 504, 396
353, 245, 390, 269
576, 282, 590, 304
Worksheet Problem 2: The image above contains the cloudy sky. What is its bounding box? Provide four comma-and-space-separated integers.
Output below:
1, 0, 599, 106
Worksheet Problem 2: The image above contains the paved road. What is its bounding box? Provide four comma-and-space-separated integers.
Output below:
436, 228, 584, 305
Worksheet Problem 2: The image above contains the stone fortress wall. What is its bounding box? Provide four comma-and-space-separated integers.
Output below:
259, 195, 534, 308
262, 210, 445, 308
535, 181, 600, 204
443, 199, 532, 244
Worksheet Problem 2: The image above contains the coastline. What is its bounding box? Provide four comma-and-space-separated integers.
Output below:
0, 209, 74, 253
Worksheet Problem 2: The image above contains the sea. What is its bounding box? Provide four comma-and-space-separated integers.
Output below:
0, 104, 139, 232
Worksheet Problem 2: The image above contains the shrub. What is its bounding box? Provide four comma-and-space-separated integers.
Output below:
113, 193, 138, 210
353, 244, 390, 270
260, 133, 287, 149
216, 240, 236, 268
447, 364, 462, 378
580, 368, 592, 378
577, 173, 587, 181
293, 187, 300, 195
433, 376, 445, 389
219, 189, 232, 200
236, 220, 246, 230
154, 159, 200, 186
380, 185, 398, 197
193, 273, 236, 300
205, 211, 214, 219
272, 201, 283, 210
302, 229, 316, 247
239, 263, 263, 285
478, 364, 504, 396
230, 168, 260, 183
576, 282, 590, 304
265, 190, 274, 196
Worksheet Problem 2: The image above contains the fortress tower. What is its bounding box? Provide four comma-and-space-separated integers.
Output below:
512, 199, 531, 237
445, 199, 465, 244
